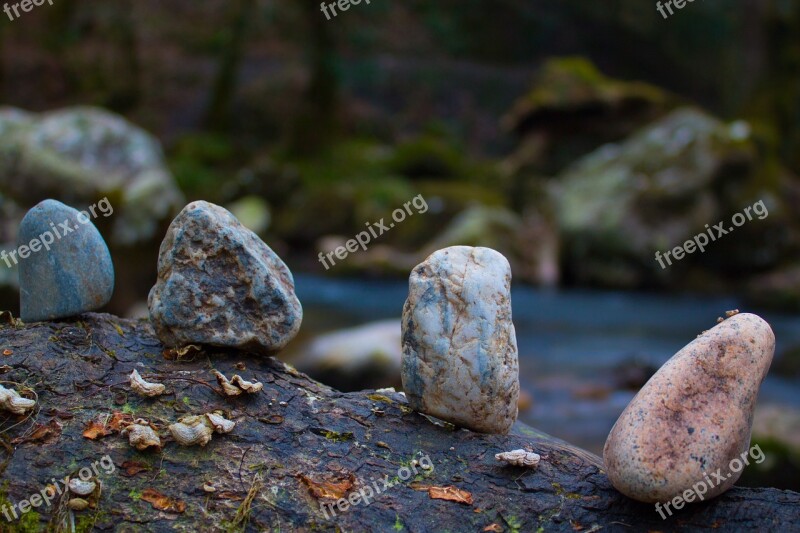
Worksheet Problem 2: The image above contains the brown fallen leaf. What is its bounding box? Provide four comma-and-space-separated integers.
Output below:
108, 412, 134, 432
121, 461, 151, 477
140, 488, 186, 513
12, 419, 62, 445
163, 344, 202, 361
428, 486, 473, 505
82, 420, 112, 440
297, 473, 355, 500
483, 524, 503, 532
0, 311, 19, 326
3, 349, 12, 356
215, 491, 245, 501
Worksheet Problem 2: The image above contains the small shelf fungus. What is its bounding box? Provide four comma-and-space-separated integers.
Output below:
169, 412, 236, 446
68, 478, 97, 496
213, 370, 263, 396
129, 369, 166, 397
122, 418, 162, 451
68, 498, 89, 511
495, 449, 541, 468
0, 383, 36, 415
205, 411, 236, 434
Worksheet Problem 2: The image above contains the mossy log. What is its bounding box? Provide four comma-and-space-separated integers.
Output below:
0, 313, 797, 532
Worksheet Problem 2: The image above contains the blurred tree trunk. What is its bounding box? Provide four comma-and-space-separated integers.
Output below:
745, 0, 800, 174
105, 0, 142, 113
739, 0, 768, 103
288, 0, 340, 154
43, 0, 77, 53
0, 25, 5, 100
204, 0, 257, 132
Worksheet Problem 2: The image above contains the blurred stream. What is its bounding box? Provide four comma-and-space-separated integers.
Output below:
290, 274, 800, 457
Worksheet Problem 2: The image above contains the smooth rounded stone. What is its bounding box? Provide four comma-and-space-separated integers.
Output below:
603, 313, 775, 503
148, 201, 302, 355
401, 246, 519, 434
17, 199, 114, 322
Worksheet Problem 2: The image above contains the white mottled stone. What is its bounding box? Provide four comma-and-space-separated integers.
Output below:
401, 246, 519, 434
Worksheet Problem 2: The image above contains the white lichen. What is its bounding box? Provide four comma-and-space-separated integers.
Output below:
129, 369, 166, 397
495, 449, 541, 468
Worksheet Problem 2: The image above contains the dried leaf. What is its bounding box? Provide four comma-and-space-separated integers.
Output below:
108, 321, 125, 336
82, 420, 112, 440
216, 491, 245, 501
108, 412, 134, 432
3, 349, 12, 356
121, 461, 150, 477
297, 473, 355, 500
140, 488, 186, 513
483, 525, 503, 532
163, 344, 202, 361
0, 311, 21, 327
428, 486, 473, 505
12, 419, 62, 445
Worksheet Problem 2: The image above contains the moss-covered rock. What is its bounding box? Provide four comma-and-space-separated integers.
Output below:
503, 57, 677, 175
0, 106, 184, 246
743, 405, 800, 491
553, 107, 794, 288
271, 138, 507, 249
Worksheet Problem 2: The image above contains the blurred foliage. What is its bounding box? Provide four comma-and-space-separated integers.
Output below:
0, 0, 798, 287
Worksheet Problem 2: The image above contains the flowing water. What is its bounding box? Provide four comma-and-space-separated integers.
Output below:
291, 274, 800, 459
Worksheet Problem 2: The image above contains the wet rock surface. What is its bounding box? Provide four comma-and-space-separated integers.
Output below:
18, 199, 114, 321
401, 246, 519, 434
148, 200, 302, 355
603, 312, 775, 503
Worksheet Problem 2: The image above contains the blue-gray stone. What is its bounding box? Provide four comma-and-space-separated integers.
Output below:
401, 246, 519, 434
148, 201, 302, 355
17, 199, 114, 321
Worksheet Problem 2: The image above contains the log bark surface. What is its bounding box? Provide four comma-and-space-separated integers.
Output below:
0, 313, 796, 532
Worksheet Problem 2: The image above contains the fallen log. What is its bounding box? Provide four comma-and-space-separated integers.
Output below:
0, 313, 796, 532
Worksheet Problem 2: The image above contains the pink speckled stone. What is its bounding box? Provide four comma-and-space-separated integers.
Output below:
603, 313, 774, 503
